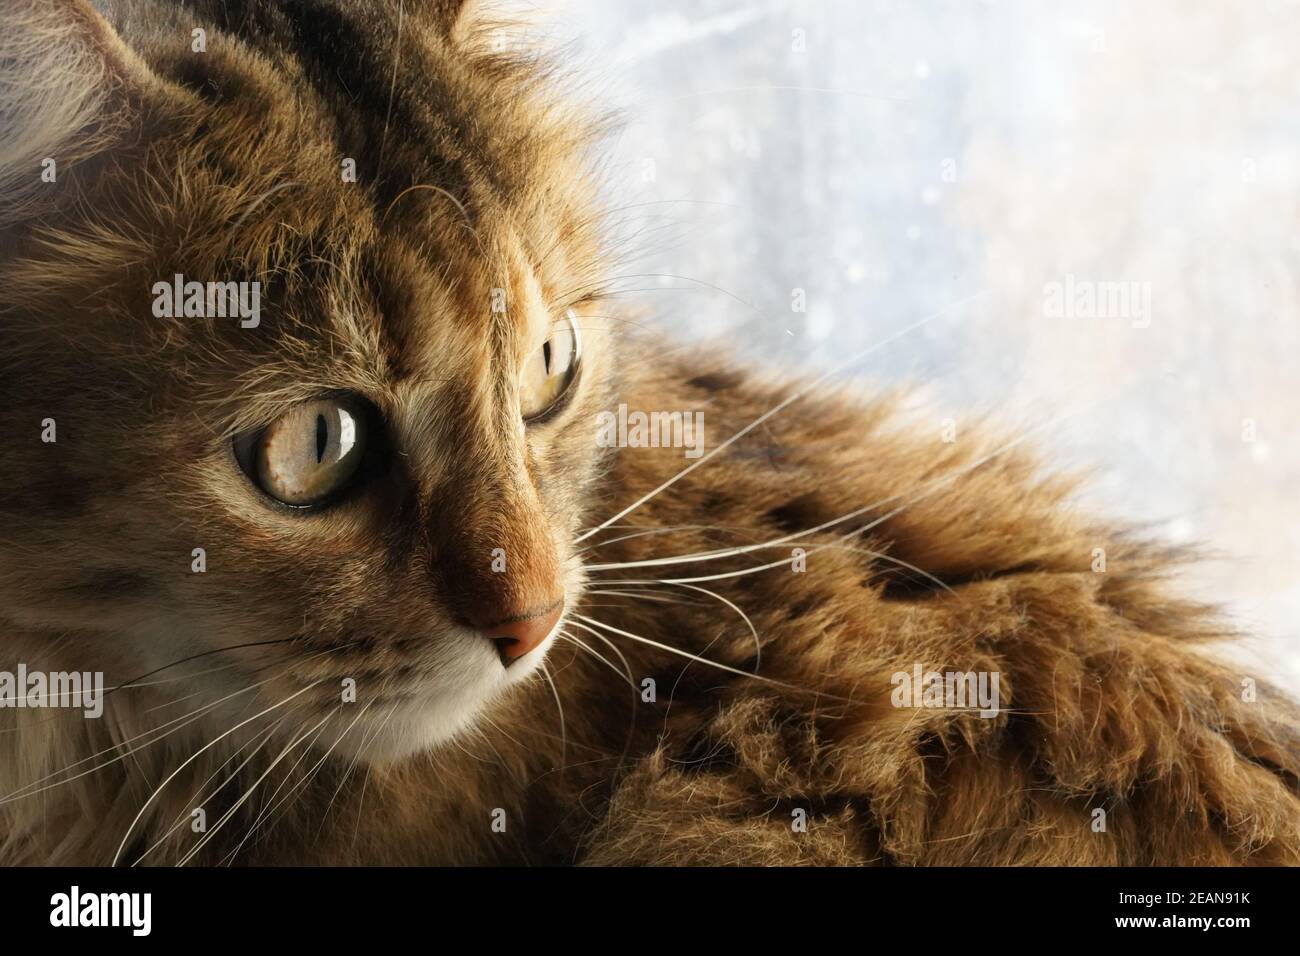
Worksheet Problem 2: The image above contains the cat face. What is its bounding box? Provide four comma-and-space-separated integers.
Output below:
0, 0, 613, 761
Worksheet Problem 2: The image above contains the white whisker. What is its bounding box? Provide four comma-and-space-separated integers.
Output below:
0, 667, 299, 807
664, 582, 763, 671
574, 290, 990, 544
558, 631, 636, 691
586, 412, 1068, 587
592, 541, 954, 595
572, 523, 763, 558
573, 614, 791, 690
315, 700, 380, 836
585, 588, 709, 606
222, 712, 336, 864
131, 718, 287, 866
538, 662, 567, 773
176, 710, 332, 866
112, 680, 322, 866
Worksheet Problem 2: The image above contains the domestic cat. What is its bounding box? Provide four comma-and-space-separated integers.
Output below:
0, 0, 1296, 866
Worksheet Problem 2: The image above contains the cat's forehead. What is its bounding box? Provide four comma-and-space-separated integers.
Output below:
126, 0, 603, 393
143, 0, 598, 266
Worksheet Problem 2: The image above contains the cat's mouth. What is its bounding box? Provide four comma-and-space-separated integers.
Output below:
274, 610, 565, 765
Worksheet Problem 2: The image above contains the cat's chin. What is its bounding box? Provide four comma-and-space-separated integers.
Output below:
328, 634, 555, 766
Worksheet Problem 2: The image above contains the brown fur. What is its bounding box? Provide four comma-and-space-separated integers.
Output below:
0, 0, 1296, 866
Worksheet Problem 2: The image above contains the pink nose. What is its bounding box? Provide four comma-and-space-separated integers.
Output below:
476, 601, 564, 667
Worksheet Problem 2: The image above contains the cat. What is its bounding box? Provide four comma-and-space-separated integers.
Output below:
0, 0, 1296, 866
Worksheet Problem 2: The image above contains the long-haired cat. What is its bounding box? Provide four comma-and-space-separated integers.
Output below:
0, 0, 1296, 866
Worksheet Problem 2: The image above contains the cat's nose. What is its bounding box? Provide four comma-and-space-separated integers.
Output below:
474, 600, 564, 667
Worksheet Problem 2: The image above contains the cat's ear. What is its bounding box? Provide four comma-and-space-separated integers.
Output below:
0, 0, 158, 226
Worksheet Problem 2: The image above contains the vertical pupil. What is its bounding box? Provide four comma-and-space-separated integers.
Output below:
542, 340, 552, 374
315, 413, 328, 463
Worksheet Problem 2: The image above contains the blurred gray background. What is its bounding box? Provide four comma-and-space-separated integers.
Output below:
508, 0, 1300, 685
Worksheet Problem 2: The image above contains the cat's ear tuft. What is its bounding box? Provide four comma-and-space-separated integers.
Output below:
0, 0, 154, 225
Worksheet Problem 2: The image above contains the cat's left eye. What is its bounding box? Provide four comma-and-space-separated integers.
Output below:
237, 397, 369, 508
521, 310, 581, 422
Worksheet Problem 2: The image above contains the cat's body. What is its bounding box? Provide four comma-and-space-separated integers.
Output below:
0, 0, 1296, 866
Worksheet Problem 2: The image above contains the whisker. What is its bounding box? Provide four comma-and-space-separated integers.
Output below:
176, 710, 333, 866
317, 692, 404, 839
574, 290, 991, 544
247, 700, 376, 852
572, 522, 766, 558
131, 717, 288, 866
664, 582, 762, 671
0, 637, 319, 737
574, 614, 795, 692
538, 662, 567, 774
222, 712, 336, 864
558, 628, 640, 773
591, 541, 953, 596
0, 667, 299, 807
112, 680, 322, 866
109, 638, 307, 698
585, 588, 709, 606
557, 632, 636, 691
586, 412, 1071, 589
350, 703, 401, 853
573, 614, 871, 708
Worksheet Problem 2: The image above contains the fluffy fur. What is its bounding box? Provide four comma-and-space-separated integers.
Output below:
0, 0, 1296, 866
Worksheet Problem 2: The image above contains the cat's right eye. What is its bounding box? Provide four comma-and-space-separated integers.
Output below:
520, 310, 582, 422
235, 398, 369, 508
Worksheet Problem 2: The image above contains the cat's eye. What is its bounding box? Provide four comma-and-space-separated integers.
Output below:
520, 310, 581, 422
243, 398, 369, 507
